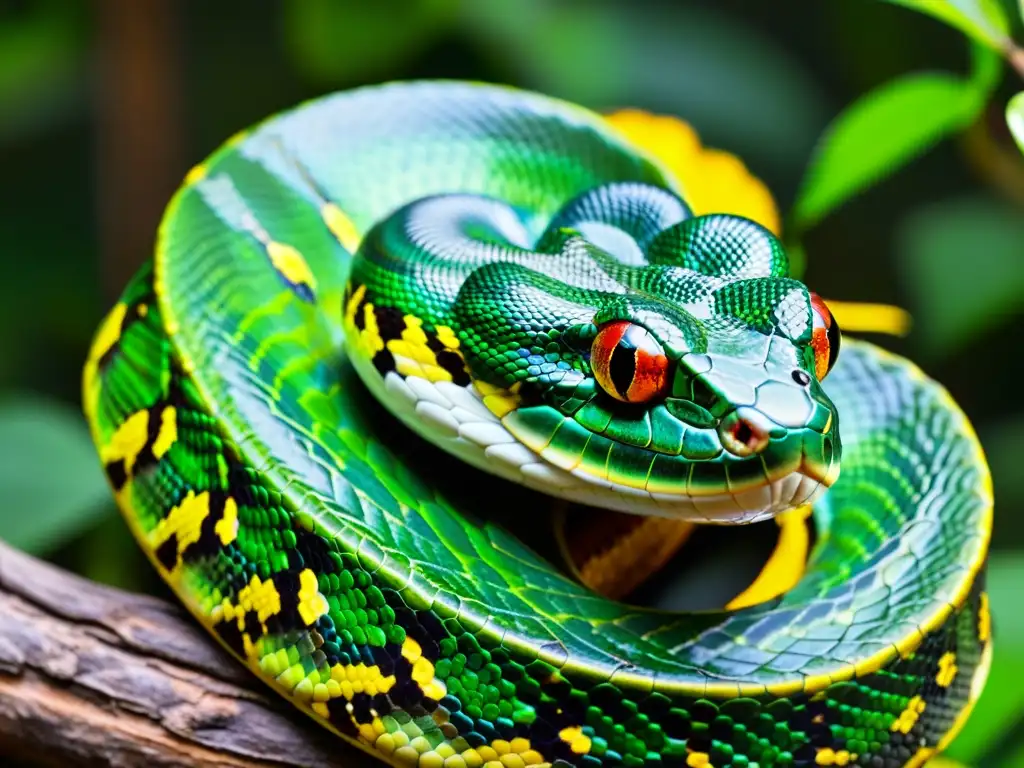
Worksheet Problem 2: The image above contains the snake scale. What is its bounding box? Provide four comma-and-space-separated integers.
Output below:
83, 82, 992, 768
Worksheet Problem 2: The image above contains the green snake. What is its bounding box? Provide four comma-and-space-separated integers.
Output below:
83, 81, 992, 768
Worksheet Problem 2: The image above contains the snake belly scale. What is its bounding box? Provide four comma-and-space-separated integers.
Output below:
83, 82, 992, 768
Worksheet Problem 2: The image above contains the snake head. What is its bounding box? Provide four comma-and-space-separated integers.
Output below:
452, 203, 842, 523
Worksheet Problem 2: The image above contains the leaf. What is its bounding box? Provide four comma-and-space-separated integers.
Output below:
896, 194, 1024, 357
944, 554, 1024, 763
882, 0, 1011, 49
0, 394, 111, 555
459, 0, 829, 178
792, 67, 990, 231
0, 1, 86, 143
283, 0, 459, 83
1007, 91, 1024, 154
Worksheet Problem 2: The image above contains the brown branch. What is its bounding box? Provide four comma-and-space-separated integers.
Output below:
94, 0, 186, 302
0, 539, 380, 768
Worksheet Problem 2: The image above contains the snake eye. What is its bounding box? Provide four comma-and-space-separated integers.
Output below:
809, 293, 840, 381
591, 321, 670, 403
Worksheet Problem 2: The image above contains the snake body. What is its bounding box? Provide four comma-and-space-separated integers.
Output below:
83, 82, 992, 768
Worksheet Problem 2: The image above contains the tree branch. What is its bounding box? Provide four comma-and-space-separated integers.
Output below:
0, 539, 378, 767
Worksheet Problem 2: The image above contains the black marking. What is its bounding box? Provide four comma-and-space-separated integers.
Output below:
105, 459, 128, 491
374, 305, 405, 342
436, 349, 470, 386
326, 698, 360, 736
154, 536, 179, 571
214, 619, 247, 657
353, 296, 368, 331
350, 693, 375, 724
372, 348, 396, 376
608, 347, 636, 399
180, 492, 228, 564
425, 335, 446, 354
243, 611, 264, 643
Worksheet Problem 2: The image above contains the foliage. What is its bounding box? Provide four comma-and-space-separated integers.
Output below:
0, 394, 112, 554
0, 0, 1023, 764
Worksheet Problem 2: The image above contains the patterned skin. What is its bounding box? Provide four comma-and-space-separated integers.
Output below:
344, 185, 838, 523
83, 82, 992, 768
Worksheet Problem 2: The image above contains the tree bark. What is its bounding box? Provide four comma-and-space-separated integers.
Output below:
0, 539, 379, 767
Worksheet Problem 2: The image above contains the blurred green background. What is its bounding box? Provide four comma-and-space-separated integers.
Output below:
0, 1, 1022, 765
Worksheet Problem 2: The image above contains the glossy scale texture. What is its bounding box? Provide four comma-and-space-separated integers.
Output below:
83, 82, 991, 768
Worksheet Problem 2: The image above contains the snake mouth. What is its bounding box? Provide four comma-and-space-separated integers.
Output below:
495, 399, 841, 523
364, 361, 840, 524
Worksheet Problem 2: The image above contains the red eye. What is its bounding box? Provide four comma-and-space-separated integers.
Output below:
809, 293, 840, 380
591, 321, 671, 403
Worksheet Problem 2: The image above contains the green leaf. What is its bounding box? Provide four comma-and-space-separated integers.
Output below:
1007, 91, 1024, 154
283, 0, 459, 83
896, 194, 1024, 357
944, 554, 1024, 762
882, 0, 1011, 49
0, 394, 111, 555
0, 1, 86, 143
459, 0, 829, 178
792, 42, 1001, 233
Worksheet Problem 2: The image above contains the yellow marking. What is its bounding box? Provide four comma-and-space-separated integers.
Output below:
91, 302, 127, 365
825, 300, 912, 337
727, 504, 811, 609
389, 339, 439, 366
815, 749, 855, 766
152, 406, 177, 459
237, 573, 282, 626
392, 352, 454, 383
936, 640, 993, 753
101, 409, 150, 476
83, 302, 129, 425
184, 163, 207, 185
401, 637, 422, 662
344, 284, 367, 328
401, 315, 429, 346
891, 694, 926, 734
894, 627, 923, 660
558, 726, 591, 755
296, 568, 329, 625
436, 324, 460, 349
137, 303, 148, 317
936, 651, 958, 688
266, 241, 317, 294
979, 592, 991, 642
328, 659, 396, 698
903, 747, 936, 768
225, 128, 248, 147
322, 202, 361, 253
150, 490, 211, 568
763, 678, 805, 698
214, 497, 239, 545
360, 302, 385, 356
686, 752, 713, 768
357, 715, 387, 745
476, 379, 521, 418
402, 636, 447, 700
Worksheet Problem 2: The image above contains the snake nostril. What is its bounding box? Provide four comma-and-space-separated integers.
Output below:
719, 409, 770, 457
792, 369, 811, 387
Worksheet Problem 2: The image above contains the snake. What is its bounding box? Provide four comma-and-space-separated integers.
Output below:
82, 82, 992, 768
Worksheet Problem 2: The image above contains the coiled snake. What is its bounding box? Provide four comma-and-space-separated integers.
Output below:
83, 82, 992, 768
